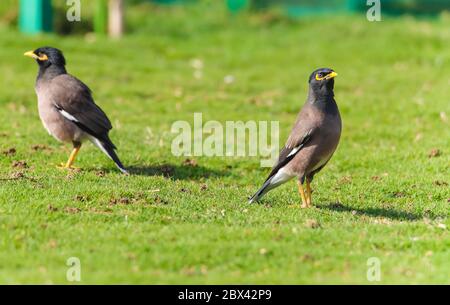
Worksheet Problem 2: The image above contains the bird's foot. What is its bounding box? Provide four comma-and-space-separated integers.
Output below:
301, 203, 312, 209
56, 163, 80, 170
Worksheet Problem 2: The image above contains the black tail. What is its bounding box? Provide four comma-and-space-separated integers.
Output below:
90, 136, 128, 174
248, 176, 273, 203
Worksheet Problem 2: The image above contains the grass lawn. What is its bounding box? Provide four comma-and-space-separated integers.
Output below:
0, 3, 449, 284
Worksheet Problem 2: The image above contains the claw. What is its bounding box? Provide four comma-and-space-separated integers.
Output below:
57, 146, 81, 170
56, 163, 79, 170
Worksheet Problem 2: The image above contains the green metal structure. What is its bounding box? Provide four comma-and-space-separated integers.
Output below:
226, 0, 249, 13
16, 0, 450, 35
151, 0, 195, 4
226, 0, 450, 16
18, 0, 109, 35
19, 0, 52, 34
94, 0, 108, 35
351, 0, 450, 16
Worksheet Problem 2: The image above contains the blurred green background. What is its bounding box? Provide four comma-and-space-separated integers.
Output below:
1, 0, 449, 35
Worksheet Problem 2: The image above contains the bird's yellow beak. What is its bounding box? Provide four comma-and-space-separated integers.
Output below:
24, 51, 48, 61
24, 51, 38, 59
326, 71, 338, 79
315, 71, 338, 81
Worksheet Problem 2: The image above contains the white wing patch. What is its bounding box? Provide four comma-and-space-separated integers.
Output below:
287, 146, 301, 157
58, 108, 79, 123
287, 129, 313, 157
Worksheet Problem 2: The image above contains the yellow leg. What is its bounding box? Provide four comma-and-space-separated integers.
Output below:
58, 146, 80, 169
306, 178, 312, 207
297, 181, 308, 208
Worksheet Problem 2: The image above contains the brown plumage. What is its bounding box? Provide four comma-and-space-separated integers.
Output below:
249, 68, 341, 207
25, 47, 128, 173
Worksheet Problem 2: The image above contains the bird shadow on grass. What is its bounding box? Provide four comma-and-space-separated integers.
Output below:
126, 164, 230, 181
319, 202, 424, 221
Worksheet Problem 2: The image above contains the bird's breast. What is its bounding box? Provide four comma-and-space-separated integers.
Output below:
308, 116, 341, 171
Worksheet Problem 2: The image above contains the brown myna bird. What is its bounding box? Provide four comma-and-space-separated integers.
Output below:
249, 68, 341, 207
24, 47, 128, 174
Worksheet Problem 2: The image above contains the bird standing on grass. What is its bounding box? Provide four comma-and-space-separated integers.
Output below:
24, 47, 128, 174
249, 68, 341, 207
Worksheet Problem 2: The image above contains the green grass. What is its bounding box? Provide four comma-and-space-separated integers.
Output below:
0, 3, 449, 284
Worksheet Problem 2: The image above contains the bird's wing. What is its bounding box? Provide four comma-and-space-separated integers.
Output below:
248, 124, 313, 203
265, 129, 313, 181
265, 110, 316, 181
49, 74, 113, 140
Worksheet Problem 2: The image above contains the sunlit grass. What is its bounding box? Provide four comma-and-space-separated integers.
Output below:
0, 3, 448, 284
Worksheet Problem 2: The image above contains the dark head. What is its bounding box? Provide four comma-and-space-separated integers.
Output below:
24, 47, 66, 71
308, 68, 337, 98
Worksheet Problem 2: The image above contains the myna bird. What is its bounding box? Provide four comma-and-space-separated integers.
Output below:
24, 47, 128, 174
249, 68, 341, 207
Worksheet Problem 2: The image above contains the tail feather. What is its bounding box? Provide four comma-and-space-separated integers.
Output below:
89, 136, 128, 174
248, 177, 274, 203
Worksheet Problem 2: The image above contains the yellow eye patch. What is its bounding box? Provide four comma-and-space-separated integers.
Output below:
315, 71, 338, 81
37, 53, 49, 61
315, 73, 326, 81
